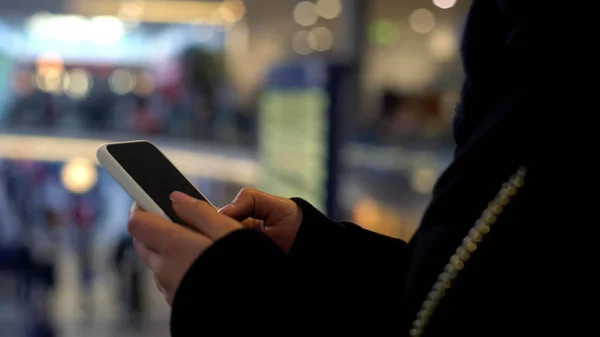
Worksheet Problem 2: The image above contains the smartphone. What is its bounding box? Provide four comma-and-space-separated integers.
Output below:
96, 140, 215, 225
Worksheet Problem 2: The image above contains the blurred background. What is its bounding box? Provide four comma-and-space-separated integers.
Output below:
0, 0, 469, 336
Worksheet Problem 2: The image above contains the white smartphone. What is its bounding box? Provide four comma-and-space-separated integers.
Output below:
96, 140, 215, 225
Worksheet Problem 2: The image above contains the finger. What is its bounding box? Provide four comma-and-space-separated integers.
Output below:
219, 188, 287, 222
133, 238, 161, 271
129, 209, 187, 253
134, 240, 173, 295
154, 275, 166, 294
129, 202, 139, 219
240, 218, 264, 230
170, 191, 239, 239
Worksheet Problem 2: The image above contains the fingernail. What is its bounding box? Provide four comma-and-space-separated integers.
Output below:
218, 203, 234, 213
170, 191, 195, 205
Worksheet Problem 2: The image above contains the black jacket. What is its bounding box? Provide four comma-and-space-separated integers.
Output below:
170, 1, 586, 335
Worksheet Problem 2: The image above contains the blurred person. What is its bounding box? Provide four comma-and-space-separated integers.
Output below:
26, 298, 56, 337
180, 47, 224, 141
2, 163, 61, 337
128, 1, 585, 336
80, 76, 117, 131
3, 160, 47, 304
356, 89, 410, 144
158, 63, 191, 138
4, 66, 40, 126
389, 97, 421, 138
0, 161, 19, 248
211, 83, 240, 143
42, 93, 59, 127
5, 90, 55, 127
71, 195, 98, 313
28, 166, 61, 308
132, 95, 161, 135
112, 233, 145, 328
381, 89, 403, 120
0, 160, 28, 286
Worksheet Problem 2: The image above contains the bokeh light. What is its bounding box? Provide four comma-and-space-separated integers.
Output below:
64, 68, 92, 99
292, 30, 313, 55
428, 28, 458, 62
308, 26, 334, 52
109, 69, 136, 95
433, 0, 457, 10
409, 8, 436, 34
293, 1, 319, 27
315, 0, 343, 20
61, 157, 98, 194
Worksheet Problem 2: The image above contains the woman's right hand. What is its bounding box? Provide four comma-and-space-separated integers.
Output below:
218, 188, 302, 253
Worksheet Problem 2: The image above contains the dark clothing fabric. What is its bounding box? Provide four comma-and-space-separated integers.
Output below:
171, 0, 586, 335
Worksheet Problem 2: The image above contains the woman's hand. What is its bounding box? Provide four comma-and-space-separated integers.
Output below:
219, 188, 302, 253
128, 191, 241, 305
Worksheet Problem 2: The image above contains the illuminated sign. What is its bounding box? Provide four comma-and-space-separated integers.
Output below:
69, 0, 245, 25
259, 88, 330, 211
258, 62, 348, 215
26, 13, 125, 44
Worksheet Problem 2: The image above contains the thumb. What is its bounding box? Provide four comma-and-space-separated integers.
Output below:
219, 188, 288, 223
170, 191, 238, 239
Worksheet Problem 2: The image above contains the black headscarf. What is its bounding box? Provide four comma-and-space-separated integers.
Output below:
431, 0, 558, 202
448, 1, 556, 166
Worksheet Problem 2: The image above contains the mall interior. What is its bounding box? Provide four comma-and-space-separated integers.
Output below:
0, 0, 469, 336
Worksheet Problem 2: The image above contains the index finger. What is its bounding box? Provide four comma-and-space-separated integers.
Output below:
128, 209, 183, 253
219, 188, 279, 222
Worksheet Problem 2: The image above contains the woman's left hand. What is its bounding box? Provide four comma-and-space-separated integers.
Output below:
128, 191, 242, 305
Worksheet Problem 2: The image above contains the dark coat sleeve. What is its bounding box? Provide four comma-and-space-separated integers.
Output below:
289, 198, 409, 295
170, 198, 410, 335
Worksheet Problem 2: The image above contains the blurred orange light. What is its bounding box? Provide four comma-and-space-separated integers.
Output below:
429, 28, 458, 62
218, 7, 235, 23
220, 0, 246, 22
380, 207, 402, 237
352, 198, 382, 231
36, 52, 64, 75
118, 1, 145, 19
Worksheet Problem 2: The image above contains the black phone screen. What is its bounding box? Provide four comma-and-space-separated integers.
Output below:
106, 141, 208, 224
